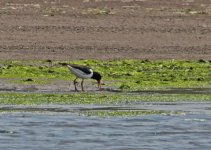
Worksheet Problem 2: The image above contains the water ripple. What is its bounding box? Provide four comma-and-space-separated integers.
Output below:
1, 103, 211, 149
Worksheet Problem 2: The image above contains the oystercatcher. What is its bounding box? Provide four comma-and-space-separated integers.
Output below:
61, 63, 102, 91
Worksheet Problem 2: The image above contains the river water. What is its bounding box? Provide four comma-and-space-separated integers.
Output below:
1, 103, 211, 150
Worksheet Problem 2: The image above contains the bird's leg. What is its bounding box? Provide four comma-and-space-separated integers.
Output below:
81, 79, 84, 92
73, 78, 78, 91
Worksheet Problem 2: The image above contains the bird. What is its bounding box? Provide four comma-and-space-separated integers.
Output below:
61, 63, 102, 91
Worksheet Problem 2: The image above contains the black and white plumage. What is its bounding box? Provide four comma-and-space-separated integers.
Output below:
62, 64, 102, 91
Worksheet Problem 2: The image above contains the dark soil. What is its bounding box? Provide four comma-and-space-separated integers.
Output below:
0, 0, 211, 61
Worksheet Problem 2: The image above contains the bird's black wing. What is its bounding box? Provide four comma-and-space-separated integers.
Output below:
70, 64, 92, 74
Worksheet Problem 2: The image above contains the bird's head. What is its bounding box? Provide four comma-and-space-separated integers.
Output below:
92, 72, 102, 91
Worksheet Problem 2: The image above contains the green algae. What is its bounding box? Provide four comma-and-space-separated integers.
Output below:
80, 110, 183, 117
0, 60, 210, 90
0, 92, 210, 116
0, 92, 210, 105
0, 59, 210, 117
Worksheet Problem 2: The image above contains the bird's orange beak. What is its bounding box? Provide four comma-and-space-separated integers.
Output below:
98, 80, 102, 91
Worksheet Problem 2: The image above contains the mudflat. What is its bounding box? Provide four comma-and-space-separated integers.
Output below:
0, 0, 211, 60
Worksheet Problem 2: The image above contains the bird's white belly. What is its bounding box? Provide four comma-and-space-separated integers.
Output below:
69, 67, 93, 79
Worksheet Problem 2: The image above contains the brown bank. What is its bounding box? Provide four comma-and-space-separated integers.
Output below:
0, 0, 210, 61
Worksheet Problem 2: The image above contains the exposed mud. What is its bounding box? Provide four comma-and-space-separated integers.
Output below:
0, 78, 210, 95
0, 0, 211, 60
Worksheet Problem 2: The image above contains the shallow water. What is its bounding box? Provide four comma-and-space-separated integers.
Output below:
1, 103, 211, 150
